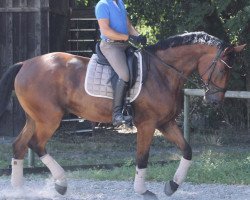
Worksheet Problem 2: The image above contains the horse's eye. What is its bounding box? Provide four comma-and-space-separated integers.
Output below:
220, 68, 225, 73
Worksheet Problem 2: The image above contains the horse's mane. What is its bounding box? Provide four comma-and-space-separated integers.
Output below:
146, 31, 225, 52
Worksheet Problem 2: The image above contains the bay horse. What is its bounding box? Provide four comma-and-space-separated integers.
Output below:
0, 32, 245, 199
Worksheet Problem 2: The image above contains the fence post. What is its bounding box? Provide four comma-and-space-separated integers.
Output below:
28, 148, 35, 167
184, 94, 190, 142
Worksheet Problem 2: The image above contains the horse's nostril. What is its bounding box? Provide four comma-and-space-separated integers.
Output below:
212, 101, 219, 107
204, 94, 222, 106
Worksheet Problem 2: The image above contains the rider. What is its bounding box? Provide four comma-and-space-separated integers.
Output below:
95, 0, 147, 126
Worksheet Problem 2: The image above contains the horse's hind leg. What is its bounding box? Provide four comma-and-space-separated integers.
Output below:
27, 118, 67, 195
11, 115, 35, 187
159, 121, 192, 196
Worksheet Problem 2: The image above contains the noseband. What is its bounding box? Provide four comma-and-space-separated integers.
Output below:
200, 48, 228, 95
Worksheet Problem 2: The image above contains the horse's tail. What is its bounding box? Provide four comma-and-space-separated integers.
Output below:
0, 62, 23, 118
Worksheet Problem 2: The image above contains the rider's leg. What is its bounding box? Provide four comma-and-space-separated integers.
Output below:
100, 41, 132, 126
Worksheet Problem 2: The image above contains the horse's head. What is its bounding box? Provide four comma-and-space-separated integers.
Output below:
198, 44, 246, 105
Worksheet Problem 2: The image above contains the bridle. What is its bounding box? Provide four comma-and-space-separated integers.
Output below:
141, 45, 231, 94
200, 48, 231, 95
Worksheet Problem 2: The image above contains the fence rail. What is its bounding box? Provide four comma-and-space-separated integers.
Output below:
183, 89, 250, 142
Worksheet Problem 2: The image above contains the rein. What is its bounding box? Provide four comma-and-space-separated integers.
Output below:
140, 48, 201, 89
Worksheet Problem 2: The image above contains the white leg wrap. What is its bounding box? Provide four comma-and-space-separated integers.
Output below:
134, 166, 147, 194
173, 157, 192, 185
40, 154, 65, 181
11, 158, 24, 188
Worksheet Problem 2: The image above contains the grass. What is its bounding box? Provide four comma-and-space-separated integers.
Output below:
1, 129, 250, 185
67, 150, 250, 185
0, 143, 13, 168
188, 150, 250, 184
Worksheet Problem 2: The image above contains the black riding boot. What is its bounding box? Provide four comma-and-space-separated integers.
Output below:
112, 79, 132, 126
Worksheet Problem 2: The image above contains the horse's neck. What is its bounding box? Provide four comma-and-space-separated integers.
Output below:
152, 46, 206, 89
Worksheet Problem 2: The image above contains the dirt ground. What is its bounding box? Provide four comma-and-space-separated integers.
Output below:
0, 176, 250, 200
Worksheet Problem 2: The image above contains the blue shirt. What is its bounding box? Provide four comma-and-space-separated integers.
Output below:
95, 0, 128, 40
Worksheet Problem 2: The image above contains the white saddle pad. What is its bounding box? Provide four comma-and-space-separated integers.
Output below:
84, 53, 143, 102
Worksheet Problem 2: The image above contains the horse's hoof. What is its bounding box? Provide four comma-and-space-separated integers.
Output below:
142, 190, 159, 200
55, 179, 67, 195
164, 180, 179, 196
55, 183, 67, 195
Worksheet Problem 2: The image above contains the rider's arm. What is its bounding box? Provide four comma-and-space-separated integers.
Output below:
97, 19, 129, 41
127, 16, 140, 36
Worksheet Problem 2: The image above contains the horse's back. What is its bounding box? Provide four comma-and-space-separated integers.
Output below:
16, 52, 89, 87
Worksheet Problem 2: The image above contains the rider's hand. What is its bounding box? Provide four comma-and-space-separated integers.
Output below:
128, 35, 147, 47
138, 35, 147, 46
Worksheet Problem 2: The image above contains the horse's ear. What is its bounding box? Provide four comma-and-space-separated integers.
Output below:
223, 44, 246, 55
233, 44, 246, 53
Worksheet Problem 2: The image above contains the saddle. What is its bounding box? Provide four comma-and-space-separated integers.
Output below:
95, 42, 138, 89
84, 43, 148, 102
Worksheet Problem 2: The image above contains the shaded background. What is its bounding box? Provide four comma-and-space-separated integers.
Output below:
0, 0, 249, 137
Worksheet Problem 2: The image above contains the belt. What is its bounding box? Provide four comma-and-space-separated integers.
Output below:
103, 39, 126, 43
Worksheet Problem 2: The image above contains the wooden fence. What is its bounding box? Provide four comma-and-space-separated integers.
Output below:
0, 0, 70, 136
67, 7, 98, 57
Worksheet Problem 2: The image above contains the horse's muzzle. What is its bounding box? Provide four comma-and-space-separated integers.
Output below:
204, 91, 225, 106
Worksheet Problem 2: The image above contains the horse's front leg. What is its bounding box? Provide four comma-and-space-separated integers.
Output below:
159, 121, 192, 196
134, 121, 158, 200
